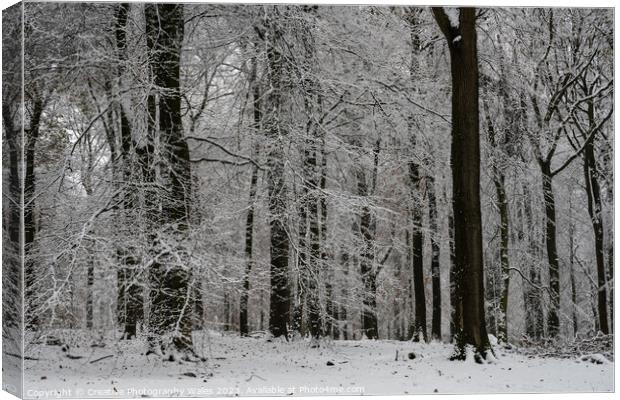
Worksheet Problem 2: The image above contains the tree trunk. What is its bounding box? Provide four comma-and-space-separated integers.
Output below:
448, 209, 457, 341
483, 101, 510, 343
357, 139, 380, 339
358, 166, 378, 340
2, 72, 23, 337
540, 161, 560, 337
297, 10, 324, 341
145, 3, 193, 354
240, 49, 261, 337
582, 102, 609, 334
319, 110, 332, 339
432, 7, 490, 360
23, 95, 43, 330
428, 175, 441, 341
263, 12, 290, 338
568, 195, 578, 337
113, 3, 144, 340
521, 183, 544, 339
406, 8, 427, 343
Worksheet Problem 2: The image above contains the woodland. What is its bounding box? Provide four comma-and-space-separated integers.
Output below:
1, 3, 614, 387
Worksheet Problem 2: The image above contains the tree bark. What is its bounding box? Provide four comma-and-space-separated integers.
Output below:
23, 94, 43, 330
448, 209, 457, 341
357, 139, 380, 340
428, 175, 441, 341
240, 51, 261, 337
432, 7, 490, 360
568, 195, 578, 337
113, 3, 144, 340
521, 183, 544, 339
2, 42, 23, 338
483, 99, 510, 343
582, 102, 609, 334
540, 161, 560, 337
145, 3, 193, 354
406, 8, 427, 343
263, 11, 291, 338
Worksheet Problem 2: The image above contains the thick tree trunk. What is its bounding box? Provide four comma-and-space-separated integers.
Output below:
145, 4, 193, 354
263, 13, 290, 338
432, 7, 490, 360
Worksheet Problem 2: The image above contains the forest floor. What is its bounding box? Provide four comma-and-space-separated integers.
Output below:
22, 330, 613, 398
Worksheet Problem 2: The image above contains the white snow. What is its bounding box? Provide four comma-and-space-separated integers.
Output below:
452, 35, 462, 44
22, 331, 613, 398
444, 7, 460, 29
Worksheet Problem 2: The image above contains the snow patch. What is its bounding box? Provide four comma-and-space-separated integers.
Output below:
444, 7, 460, 28
22, 331, 614, 396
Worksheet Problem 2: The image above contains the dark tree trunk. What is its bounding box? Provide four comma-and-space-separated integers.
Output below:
448, 209, 457, 341
263, 13, 290, 338
340, 251, 350, 340
406, 8, 427, 343
521, 184, 544, 339
23, 95, 43, 330
145, 3, 193, 354
568, 197, 578, 337
608, 235, 613, 334
193, 281, 204, 331
297, 11, 324, 341
408, 161, 427, 342
2, 78, 23, 336
495, 156, 509, 343
84, 164, 95, 330
319, 112, 332, 339
240, 51, 261, 337
113, 3, 144, 340
357, 139, 380, 339
432, 7, 490, 360
295, 153, 308, 335
584, 139, 609, 334
540, 161, 560, 337
428, 175, 441, 341
240, 155, 259, 336
358, 167, 378, 340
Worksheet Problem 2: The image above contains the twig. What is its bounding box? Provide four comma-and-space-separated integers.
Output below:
89, 354, 114, 364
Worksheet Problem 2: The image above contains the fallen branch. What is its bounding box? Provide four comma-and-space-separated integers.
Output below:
245, 373, 266, 382
89, 354, 114, 364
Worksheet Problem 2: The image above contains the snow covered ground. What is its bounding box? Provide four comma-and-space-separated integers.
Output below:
21, 331, 613, 398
